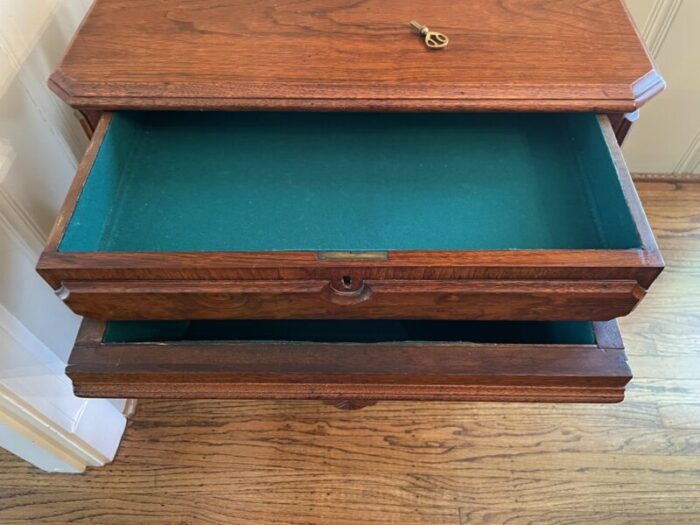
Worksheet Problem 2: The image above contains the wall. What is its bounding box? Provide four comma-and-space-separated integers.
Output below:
624, 0, 700, 176
0, 0, 90, 360
0, 0, 126, 473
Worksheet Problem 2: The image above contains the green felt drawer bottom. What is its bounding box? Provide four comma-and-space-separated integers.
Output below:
58, 112, 641, 253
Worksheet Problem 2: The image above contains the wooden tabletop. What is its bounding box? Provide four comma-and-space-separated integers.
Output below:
50, 0, 664, 112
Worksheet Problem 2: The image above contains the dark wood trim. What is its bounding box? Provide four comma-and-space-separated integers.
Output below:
608, 113, 633, 145
68, 319, 631, 403
83, 110, 102, 134
73, 110, 94, 139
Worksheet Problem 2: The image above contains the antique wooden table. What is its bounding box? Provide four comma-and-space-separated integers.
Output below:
39, 0, 665, 404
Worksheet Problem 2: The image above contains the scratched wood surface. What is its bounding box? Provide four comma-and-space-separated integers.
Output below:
1, 180, 699, 524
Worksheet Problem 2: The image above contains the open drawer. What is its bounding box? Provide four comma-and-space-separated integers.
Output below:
38, 112, 663, 321
69, 319, 631, 403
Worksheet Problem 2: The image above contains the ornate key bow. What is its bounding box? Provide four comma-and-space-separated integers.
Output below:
409, 20, 449, 49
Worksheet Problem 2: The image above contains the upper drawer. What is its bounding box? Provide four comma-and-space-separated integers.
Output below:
50, 0, 662, 111
37, 112, 663, 321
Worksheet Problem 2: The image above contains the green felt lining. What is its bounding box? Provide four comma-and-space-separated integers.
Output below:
103, 320, 596, 345
60, 112, 641, 252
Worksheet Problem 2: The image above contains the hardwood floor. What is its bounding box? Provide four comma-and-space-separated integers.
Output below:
1, 181, 699, 524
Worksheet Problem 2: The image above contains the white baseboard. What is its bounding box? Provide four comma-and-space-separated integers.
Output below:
0, 303, 127, 473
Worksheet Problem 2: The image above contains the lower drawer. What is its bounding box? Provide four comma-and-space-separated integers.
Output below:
69, 319, 631, 403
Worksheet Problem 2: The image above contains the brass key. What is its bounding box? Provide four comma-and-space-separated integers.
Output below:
409, 20, 449, 49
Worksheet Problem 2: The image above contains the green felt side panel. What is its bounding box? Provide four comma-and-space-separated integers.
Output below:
567, 114, 641, 249
103, 320, 596, 345
60, 112, 641, 252
62, 115, 142, 250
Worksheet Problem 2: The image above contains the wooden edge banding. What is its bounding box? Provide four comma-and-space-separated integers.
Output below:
47, 74, 73, 103
37, 248, 655, 270
48, 70, 654, 113
71, 383, 627, 403
598, 114, 660, 252
597, 115, 664, 288
37, 113, 112, 287
58, 95, 644, 113
74, 109, 95, 138
42, 113, 111, 251
608, 113, 633, 146
61, 278, 641, 294
75, 318, 108, 344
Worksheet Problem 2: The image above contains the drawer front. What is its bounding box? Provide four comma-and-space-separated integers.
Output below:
60, 279, 644, 321
38, 112, 663, 321
68, 319, 631, 403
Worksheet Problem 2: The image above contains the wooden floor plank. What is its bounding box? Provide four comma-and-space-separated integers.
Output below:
1, 180, 699, 524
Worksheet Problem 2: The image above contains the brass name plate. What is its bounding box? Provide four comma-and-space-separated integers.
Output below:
317, 251, 389, 261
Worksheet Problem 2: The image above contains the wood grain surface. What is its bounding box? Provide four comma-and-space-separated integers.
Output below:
49, 0, 663, 111
3, 180, 699, 523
